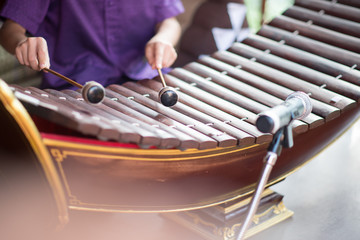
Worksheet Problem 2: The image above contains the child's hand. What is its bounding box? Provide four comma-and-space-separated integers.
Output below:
145, 39, 177, 69
15, 37, 50, 71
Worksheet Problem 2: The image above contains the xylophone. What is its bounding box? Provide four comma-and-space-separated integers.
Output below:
2, 0, 360, 225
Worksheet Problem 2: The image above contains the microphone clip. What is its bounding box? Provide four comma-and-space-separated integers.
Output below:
268, 124, 294, 155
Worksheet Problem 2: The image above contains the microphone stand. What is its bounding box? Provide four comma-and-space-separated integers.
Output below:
236, 124, 294, 240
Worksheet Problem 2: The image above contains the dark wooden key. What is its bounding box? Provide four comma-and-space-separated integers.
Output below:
269, 15, 360, 53
14, 86, 101, 136
173, 65, 309, 135
104, 88, 207, 150
62, 90, 167, 148
199, 53, 339, 122
108, 85, 219, 150
108, 84, 236, 149
212, 50, 356, 113
284, 5, 360, 38
294, 0, 360, 22
101, 92, 198, 149
243, 34, 360, 86
195, 57, 325, 129
45, 89, 141, 144
122, 81, 239, 148
230, 41, 360, 102
258, 25, 360, 69
136, 80, 258, 147
141, 78, 272, 144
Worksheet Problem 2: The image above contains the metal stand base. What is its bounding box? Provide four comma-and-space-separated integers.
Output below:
161, 189, 293, 240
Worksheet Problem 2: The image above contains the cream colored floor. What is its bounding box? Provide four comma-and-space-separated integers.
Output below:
251, 118, 360, 240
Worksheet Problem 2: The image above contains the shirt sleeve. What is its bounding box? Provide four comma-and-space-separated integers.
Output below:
155, 0, 185, 23
0, 0, 50, 35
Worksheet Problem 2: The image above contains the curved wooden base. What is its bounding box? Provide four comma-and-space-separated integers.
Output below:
41, 104, 360, 212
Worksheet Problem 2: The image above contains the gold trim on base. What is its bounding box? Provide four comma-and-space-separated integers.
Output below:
162, 190, 293, 240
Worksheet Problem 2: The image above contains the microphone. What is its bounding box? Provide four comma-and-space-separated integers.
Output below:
256, 91, 312, 133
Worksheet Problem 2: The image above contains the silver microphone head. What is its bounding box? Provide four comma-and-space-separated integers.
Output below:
256, 91, 312, 133
286, 91, 312, 120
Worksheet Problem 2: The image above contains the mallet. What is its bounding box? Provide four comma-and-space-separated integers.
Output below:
157, 68, 178, 107
43, 68, 105, 104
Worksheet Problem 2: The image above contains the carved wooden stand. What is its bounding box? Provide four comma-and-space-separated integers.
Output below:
162, 189, 293, 240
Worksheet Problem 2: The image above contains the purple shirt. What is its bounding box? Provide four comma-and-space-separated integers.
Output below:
1, 0, 184, 89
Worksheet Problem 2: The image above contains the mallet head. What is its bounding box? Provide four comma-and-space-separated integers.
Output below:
82, 81, 105, 104
158, 86, 178, 107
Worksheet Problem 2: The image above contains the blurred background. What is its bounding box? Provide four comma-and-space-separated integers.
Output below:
245, 0, 294, 32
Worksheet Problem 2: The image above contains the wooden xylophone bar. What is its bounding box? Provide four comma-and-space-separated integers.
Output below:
294, 0, 360, 22
11, 0, 360, 150
194, 55, 338, 122
284, 5, 360, 38
242, 34, 360, 87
